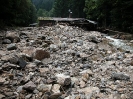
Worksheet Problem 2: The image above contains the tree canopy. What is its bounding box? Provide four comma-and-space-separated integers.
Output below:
0, 0, 37, 27
84, 0, 133, 32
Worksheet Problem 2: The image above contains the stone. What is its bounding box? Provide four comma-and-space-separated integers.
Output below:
18, 57, 27, 68
77, 87, 100, 95
111, 72, 130, 80
80, 80, 86, 88
26, 63, 36, 68
9, 55, 19, 64
90, 36, 100, 43
22, 47, 35, 57
71, 77, 80, 86
56, 74, 71, 86
37, 84, 52, 92
82, 73, 89, 82
20, 53, 33, 62
50, 44, 58, 51
39, 68, 50, 74
2, 63, 18, 70
1, 55, 11, 62
33, 49, 50, 60
0, 77, 6, 84
52, 84, 61, 93
17, 86, 23, 92
0, 94, 5, 99
49, 93, 62, 99
34, 59, 43, 65
7, 43, 17, 50
2, 39, 11, 44
4, 92, 13, 97
6, 32, 20, 43
80, 69, 93, 76
82, 64, 91, 69
42, 43, 49, 48
80, 53, 88, 59
121, 94, 127, 99
25, 94, 32, 99
23, 81, 36, 91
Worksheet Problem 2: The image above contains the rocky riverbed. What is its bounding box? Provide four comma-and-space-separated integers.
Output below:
0, 25, 133, 99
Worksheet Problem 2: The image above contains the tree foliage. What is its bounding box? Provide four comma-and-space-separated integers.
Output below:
31, 0, 55, 17
53, 0, 85, 18
84, 0, 133, 32
0, 0, 37, 27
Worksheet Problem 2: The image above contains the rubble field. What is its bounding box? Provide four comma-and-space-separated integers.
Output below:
0, 25, 133, 99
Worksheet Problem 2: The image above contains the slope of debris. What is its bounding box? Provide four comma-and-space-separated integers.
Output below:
0, 25, 133, 99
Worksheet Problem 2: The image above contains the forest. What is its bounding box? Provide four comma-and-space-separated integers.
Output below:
0, 0, 133, 33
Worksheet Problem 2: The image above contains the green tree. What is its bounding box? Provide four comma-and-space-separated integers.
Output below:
37, 9, 49, 17
0, 0, 37, 27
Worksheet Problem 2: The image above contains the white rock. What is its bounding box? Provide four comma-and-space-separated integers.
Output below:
55, 74, 71, 86
52, 84, 61, 93
77, 87, 100, 95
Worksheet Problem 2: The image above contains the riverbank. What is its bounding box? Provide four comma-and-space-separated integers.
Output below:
0, 25, 133, 99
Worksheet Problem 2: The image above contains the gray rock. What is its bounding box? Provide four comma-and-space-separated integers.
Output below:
7, 43, 17, 50
50, 44, 58, 51
49, 93, 62, 99
2, 39, 11, 44
17, 86, 23, 92
0, 94, 5, 99
37, 84, 52, 92
6, 31, 20, 43
23, 81, 36, 91
111, 72, 130, 80
33, 89, 39, 94
4, 92, 13, 97
9, 55, 19, 64
25, 94, 32, 99
82, 64, 91, 69
34, 59, 43, 66
90, 36, 100, 43
18, 57, 27, 68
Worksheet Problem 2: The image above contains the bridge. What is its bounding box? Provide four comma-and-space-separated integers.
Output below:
38, 17, 97, 30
